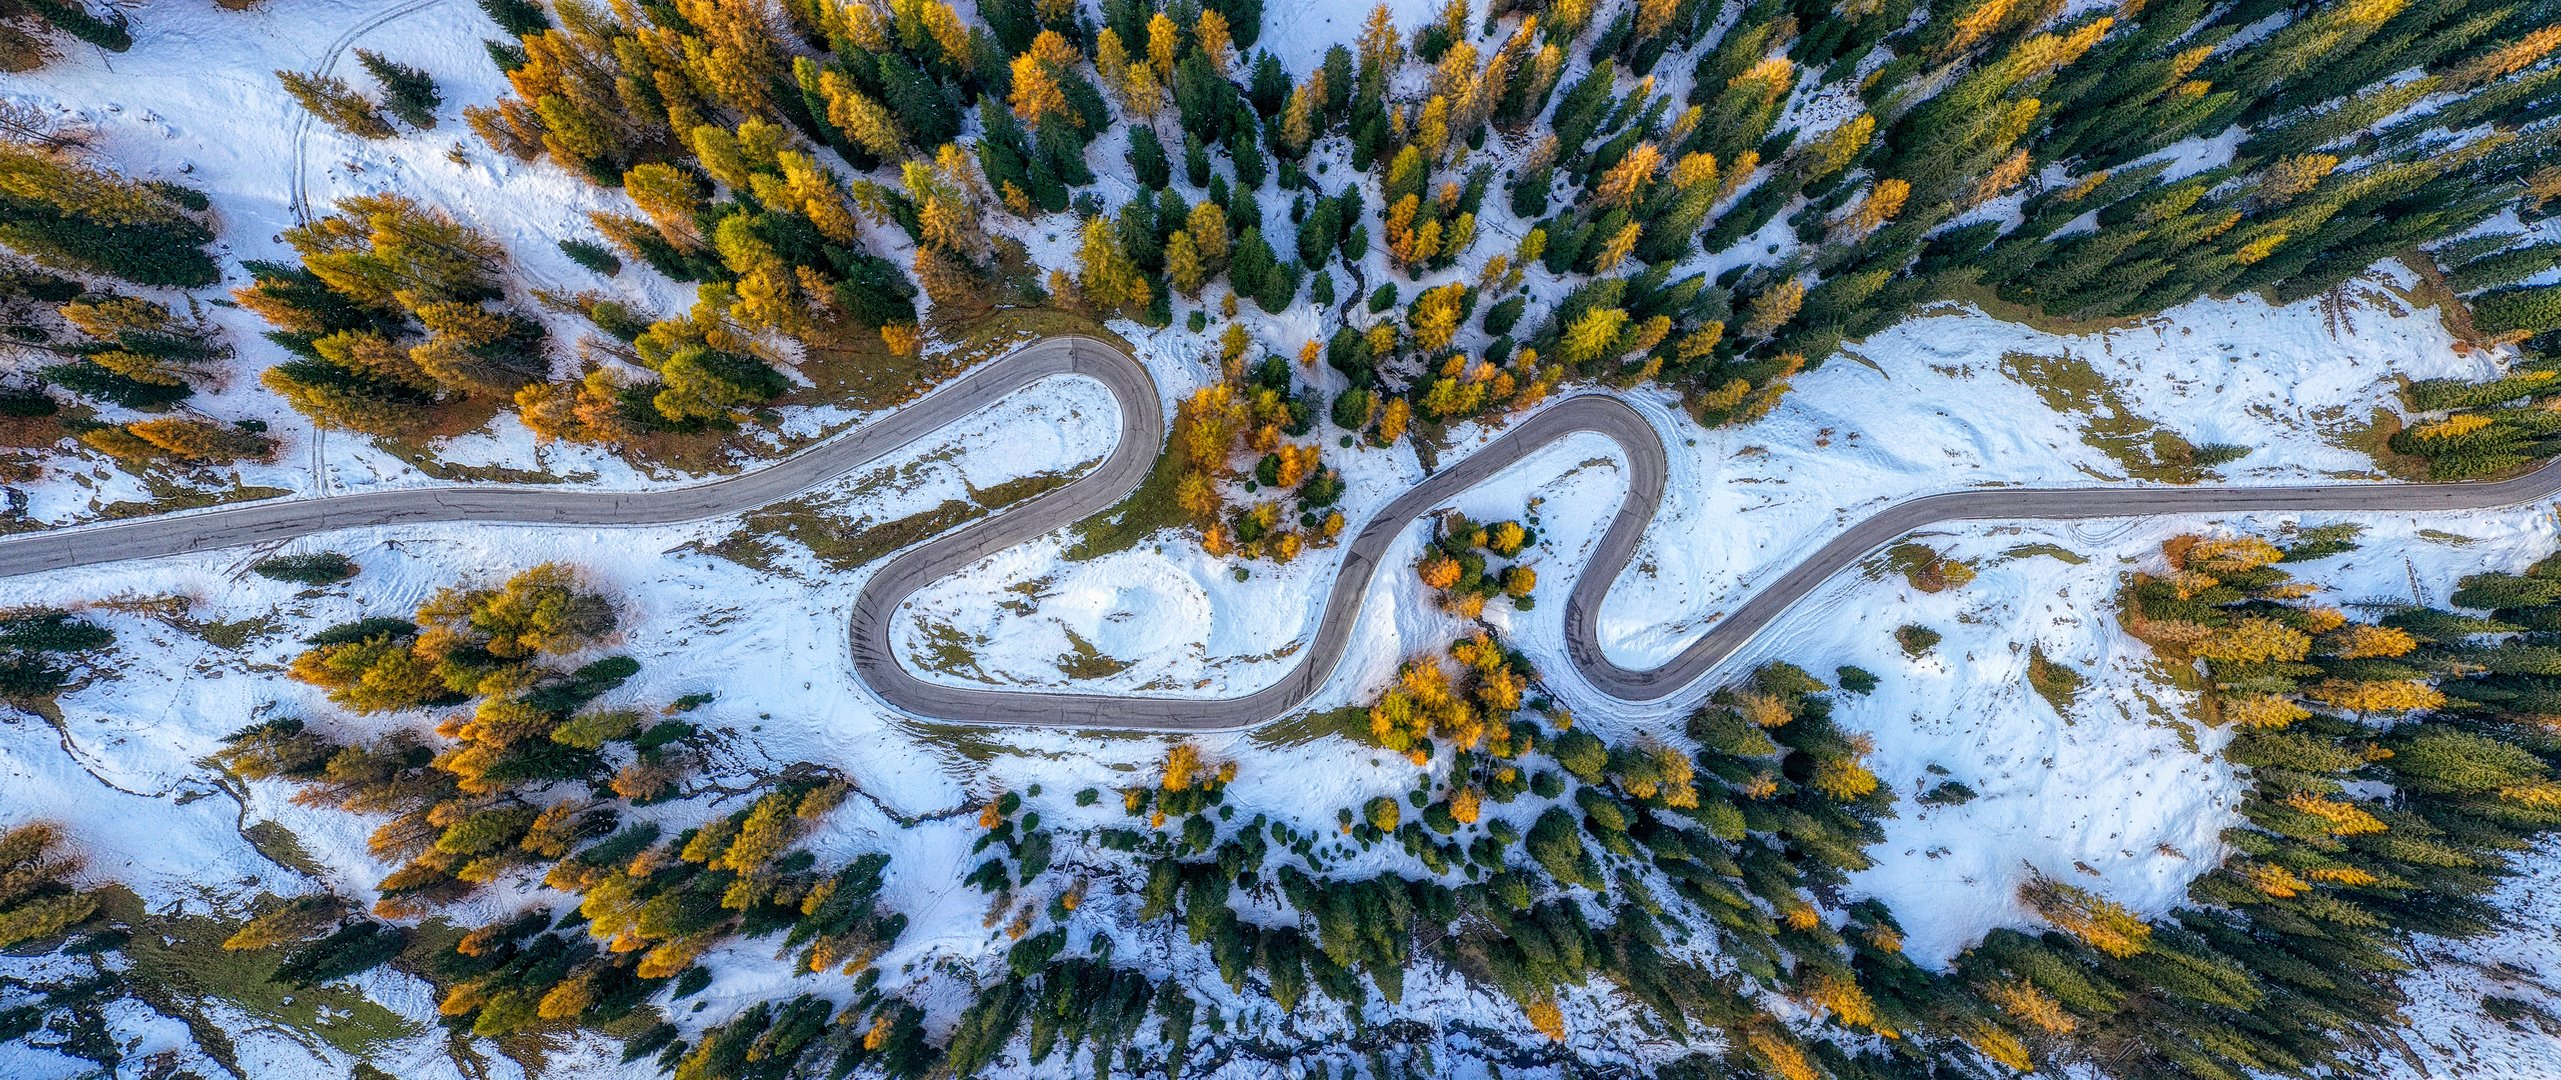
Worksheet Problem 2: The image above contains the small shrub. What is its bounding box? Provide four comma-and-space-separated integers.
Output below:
559, 237, 622, 275
1886, 543, 1975, 593
251, 552, 359, 585
477, 0, 553, 36
1331, 388, 1375, 431
0, 388, 57, 417
1835, 665, 1879, 694
43, 360, 192, 408
1896, 624, 1942, 657
2190, 443, 2251, 469
2025, 646, 2084, 713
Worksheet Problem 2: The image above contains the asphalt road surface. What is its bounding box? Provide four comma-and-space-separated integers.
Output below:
7, 336, 2559, 731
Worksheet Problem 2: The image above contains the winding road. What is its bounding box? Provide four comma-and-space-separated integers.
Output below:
4, 336, 2558, 730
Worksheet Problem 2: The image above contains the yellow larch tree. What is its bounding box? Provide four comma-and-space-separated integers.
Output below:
1376, 397, 1411, 444
1593, 142, 1662, 208
2220, 692, 2310, 729
1009, 54, 1070, 127
1982, 977, 2075, 1035
1165, 230, 1206, 296
1841, 177, 1910, 235
1738, 278, 1805, 340
1186, 200, 1231, 264
2282, 790, 2388, 836
1560, 306, 1630, 364
819, 69, 905, 160
2022, 875, 2151, 958
2194, 617, 2313, 664
1146, 13, 1180, 78
1966, 148, 2034, 208
1591, 220, 1641, 272
1195, 8, 1233, 75
1799, 113, 1875, 181
2306, 679, 2446, 713
2325, 623, 2417, 659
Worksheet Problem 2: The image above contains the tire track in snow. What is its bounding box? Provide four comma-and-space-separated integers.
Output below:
287, 0, 449, 225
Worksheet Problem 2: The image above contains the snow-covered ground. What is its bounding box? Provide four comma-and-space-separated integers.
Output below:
2, 0, 1047, 523
905, 265, 2501, 698
2377, 842, 2561, 1079
4, 281, 2550, 1073
11, 435, 2557, 1076
6, 1, 2558, 1075
0, 373, 1123, 1077
1258, 0, 1441, 73
2, 0, 689, 511
1792, 509, 2559, 966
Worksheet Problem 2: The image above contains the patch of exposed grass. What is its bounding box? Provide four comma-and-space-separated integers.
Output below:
976, 471, 1072, 510
2391, 250, 2481, 342
940, 306, 1131, 371
0, 409, 72, 450
1249, 705, 1373, 749
375, 452, 570, 485
893, 717, 1152, 765
621, 306, 1132, 477
241, 820, 327, 878
908, 619, 990, 681
1055, 628, 1134, 680
1066, 442, 1187, 561
2144, 656, 2207, 694
2336, 406, 2431, 481
716, 469, 1081, 573
1885, 542, 1977, 592
2026, 645, 2086, 716
87, 594, 280, 652
99, 476, 294, 520
1999, 542, 2088, 565
798, 326, 928, 415
2000, 351, 2248, 482
705, 532, 786, 573
192, 612, 282, 651
1000, 576, 1053, 614
108, 889, 418, 1061
1932, 279, 2150, 337
775, 498, 982, 570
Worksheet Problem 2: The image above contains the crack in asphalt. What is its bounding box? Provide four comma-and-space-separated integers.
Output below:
3, 336, 2556, 730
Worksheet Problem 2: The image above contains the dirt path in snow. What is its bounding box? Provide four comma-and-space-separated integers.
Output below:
2, 335, 2557, 729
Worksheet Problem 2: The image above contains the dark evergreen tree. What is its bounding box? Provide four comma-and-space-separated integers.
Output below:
1209, 0, 1263, 49
880, 53, 963, 147
356, 49, 442, 129
1183, 132, 1212, 188
1248, 52, 1290, 117
0, 145, 217, 287
475, 0, 550, 36
1128, 124, 1171, 190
